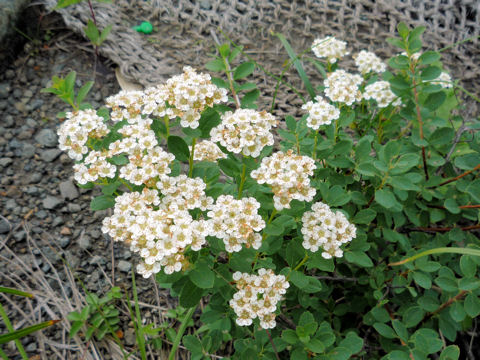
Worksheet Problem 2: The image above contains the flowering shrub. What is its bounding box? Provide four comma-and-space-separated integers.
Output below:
48, 23, 480, 359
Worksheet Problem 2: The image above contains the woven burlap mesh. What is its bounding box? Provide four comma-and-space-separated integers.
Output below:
42, 0, 479, 117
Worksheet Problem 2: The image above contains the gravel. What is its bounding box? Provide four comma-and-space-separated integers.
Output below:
40, 148, 62, 162
34, 129, 58, 147
42, 196, 63, 210
117, 260, 132, 273
59, 180, 79, 200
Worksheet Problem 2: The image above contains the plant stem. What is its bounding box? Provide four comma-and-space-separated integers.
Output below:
287, 254, 309, 281
408, 224, 480, 233
265, 329, 281, 360
432, 163, 480, 188
313, 130, 319, 160
164, 115, 170, 138
389, 247, 480, 266
189, 138, 196, 178
237, 163, 247, 199
221, 52, 241, 109
410, 63, 429, 180
168, 306, 197, 360
0, 303, 28, 360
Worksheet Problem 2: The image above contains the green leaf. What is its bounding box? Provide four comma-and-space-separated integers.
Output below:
205, 59, 225, 72
69, 320, 84, 338
218, 158, 241, 177
0, 287, 33, 298
418, 51, 441, 65
403, 306, 424, 328
167, 135, 190, 162
338, 332, 363, 355
289, 270, 309, 289
373, 323, 396, 339
464, 293, 480, 318
375, 189, 400, 210
274, 32, 316, 100
90, 195, 115, 211
413, 271, 431, 289
84, 19, 100, 44
420, 66, 442, 81
282, 329, 298, 344
240, 89, 260, 109
412, 328, 442, 354
391, 320, 408, 343
0, 320, 59, 345
449, 301, 466, 322
439, 345, 460, 360
76, 81, 94, 105
324, 185, 351, 206
306, 338, 325, 353
424, 91, 446, 111
387, 175, 420, 191
454, 153, 480, 170
460, 255, 477, 278
307, 254, 334, 272
54, 0, 82, 9
183, 335, 203, 354
465, 179, 480, 203
444, 198, 460, 214
228, 45, 243, 62
397, 22, 409, 39
101, 180, 122, 196
99, 24, 112, 43
434, 276, 458, 293
345, 251, 373, 267
179, 279, 203, 308
199, 108, 221, 138
285, 115, 297, 132
233, 62, 255, 80
189, 260, 215, 289
428, 127, 455, 147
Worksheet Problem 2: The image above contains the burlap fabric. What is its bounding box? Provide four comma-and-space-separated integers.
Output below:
42, 0, 479, 116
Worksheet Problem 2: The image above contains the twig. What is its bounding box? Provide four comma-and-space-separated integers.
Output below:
315, 275, 358, 283
419, 290, 467, 327
435, 122, 470, 175
265, 329, 281, 360
468, 318, 477, 359
432, 163, 480, 188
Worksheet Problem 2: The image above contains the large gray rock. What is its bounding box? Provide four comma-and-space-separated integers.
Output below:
0, 0, 30, 43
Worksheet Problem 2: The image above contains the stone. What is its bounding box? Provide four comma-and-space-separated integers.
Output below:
0, 217, 11, 234
34, 210, 48, 219
25, 186, 39, 195
89, 255, 106, 266
59, 180, 79, 200
52, 216, 64, 227
34, 129, 58, 148
0, 83, 10, 99
0, 157, 12, 167
40, 149, 61, 162
5, 199, 17, 211
117, 260, 132, 273
21, 143, 35, 158
59, 237, 70, 248
78, 234, 91, 250
67, 203, 81, 213
42, 196, 63, 210
0, 0, 30, 44
3, 114, 14, 127
124, 328, 136, 346
90, 229, 101, 239
60, 226, 71, 235
28, 173, 42, 184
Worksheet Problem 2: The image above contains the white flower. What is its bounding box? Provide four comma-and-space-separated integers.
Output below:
302, 96, 340, 130
324, 70, 363, 105
363, 81, 402, 108
312, 37, 349, 63
354, 50, 386, 74
301, 202, 356, 259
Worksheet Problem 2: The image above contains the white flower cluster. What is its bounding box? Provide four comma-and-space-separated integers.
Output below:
106, 66, 228, 128
190, 140, 227, 162
324, 70, 363, 105
251, 150, 316, 210
157, 175, 214, 213
210, 109, 277, 157
101, 178, 214, 279
363, 81, 402, 108
301, 202, 356, 259
401, 51, 421, 62
312, 36, 349, 64
107, 118, 175, 186
431, 72, 453, 88
207, 195, 265, 252
354, 50, 386, 74
301, 95, 340, 130
230, 269, 289, 329
58, 109, 108, 161
73, 150, 116, 185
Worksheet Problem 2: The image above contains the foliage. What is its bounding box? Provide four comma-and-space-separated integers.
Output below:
46, 22, 480, 359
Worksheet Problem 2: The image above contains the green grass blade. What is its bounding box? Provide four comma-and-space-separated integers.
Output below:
273, 32, 316, 100
0, 319, 61, 345
0, 287, 34, 299
0, 303, 28, 359
389, 247, 480, 266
